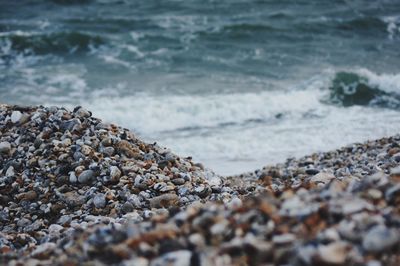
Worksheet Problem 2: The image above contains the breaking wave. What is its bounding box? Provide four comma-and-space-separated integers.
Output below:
325, 71, 400, 109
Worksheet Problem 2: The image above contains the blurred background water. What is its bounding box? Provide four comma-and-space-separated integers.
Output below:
1, 0, 400, 175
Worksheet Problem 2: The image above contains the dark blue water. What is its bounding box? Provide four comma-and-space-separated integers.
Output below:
1, 0, 400, 174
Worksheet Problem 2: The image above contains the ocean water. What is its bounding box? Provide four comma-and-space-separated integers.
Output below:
1, 0, 400, 175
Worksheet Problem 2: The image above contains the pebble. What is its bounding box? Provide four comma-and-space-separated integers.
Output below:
103, 146, 115, 156
150, 250, 192, 266
17, 218, 32, 228
78, 169, 95, 183
31, 242, 56, 260
93, 193, 106, 208
0, 141, 11, 153
149, 194, 179, 208
58, 215, 72, 226
172, 178, 185, 185
122, 202, 134, 213
10, 111, 22, 123
367, 189, 382, 200
310, 172, 335, 184
341, 198, 374, 215
385, 183, 400, 203
305, 168, 319, 175
48, 224, 64, 238
20, 190, 37, 201
5, 166, 15, 177
362, 225, 399, 253
317, 242, 348, 265
194, 184, 211, 198
69, 171, 78, 183
272, 233, 296, 245
110, 165, 121, 181
390, 166, 400, 176
74, 107, 91, 118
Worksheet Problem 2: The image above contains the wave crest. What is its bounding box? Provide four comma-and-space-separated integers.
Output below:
325, 71, 400, 109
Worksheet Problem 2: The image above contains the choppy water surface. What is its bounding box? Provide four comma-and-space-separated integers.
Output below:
1, 0, 400, 175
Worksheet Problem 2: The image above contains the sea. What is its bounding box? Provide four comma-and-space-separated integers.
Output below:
1, 0, 400, 175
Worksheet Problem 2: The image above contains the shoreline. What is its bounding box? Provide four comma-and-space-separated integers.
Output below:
1, 104, 400, 265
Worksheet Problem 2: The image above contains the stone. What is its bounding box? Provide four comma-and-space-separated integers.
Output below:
48, 224, 64, 238
134, 175, 148, 190
297, 245, 317, 265
390, 166, 400, 176
21, 190, 38, 201
93, 194, 106, 209
165, 152, 176, 163
317, 242, 348, 265
78, 170, 95, 184
31, 242, 57, 260
74, 107, 91, 118
305, 168, 320, 175
149, 194, 179, 208
172, 178, 185, 185
5, 166, 15, 177
122, 202, 134, 214
110, 166, 121, 181
272, 234, 296, 245
385, 184, 400, 203
367, 189, 382, 200
310, 172, 335, 185
103, 146, 115, 156
10, 111, 22, 123
81, 145, 92, 156
58, 215, 72, 226
367, 261, 382, 266
194, 185, 211, 198
342, 198, 374, 215
69, 172, 77, 183
150, 250, 192, 266
63, 191, 85, 207
17, 218, 32, 228
188, 233, 206, 249
0, 141, 11, 153
73, 151, 85, 161
392, 152, 400, 163
362, 225, 399, 253
390, 166, 400, 182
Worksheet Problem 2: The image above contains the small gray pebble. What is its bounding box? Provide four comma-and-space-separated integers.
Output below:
93, 194, 106, 209
78, 170, 95, 184
122, 202, 134, 214
0, 141, 11, 153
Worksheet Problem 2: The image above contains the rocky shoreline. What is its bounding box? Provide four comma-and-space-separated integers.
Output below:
1, 104, 400, 265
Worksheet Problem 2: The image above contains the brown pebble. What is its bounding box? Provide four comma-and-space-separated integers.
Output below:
17, 190, 37, 201
117, 140, 141, 158
25, 190, 37, 201
149, 194, 179, 208
388, 148, 400, 156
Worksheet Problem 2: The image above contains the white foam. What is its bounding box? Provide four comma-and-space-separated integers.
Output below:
154, 15, 209, 32
0, 30, 41, 37
162, 106, 400, 175
77, 69, 400, 175
122, 44, 145, 58
355, 68, 400, 94
129, 31, 144, 42
81, 88, 323, 135
99, 54, 131, 68
382, 15, 400, 40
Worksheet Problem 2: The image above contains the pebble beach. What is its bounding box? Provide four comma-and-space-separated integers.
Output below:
1, 104, 400, 265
